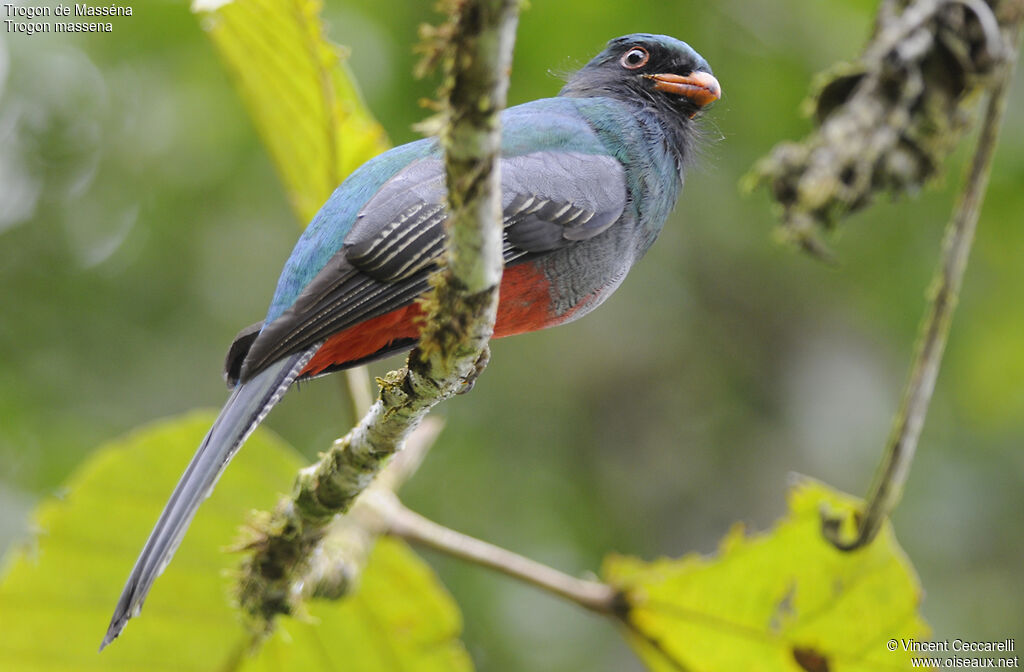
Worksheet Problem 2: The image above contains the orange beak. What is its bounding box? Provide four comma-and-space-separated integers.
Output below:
650, 71, 722, 113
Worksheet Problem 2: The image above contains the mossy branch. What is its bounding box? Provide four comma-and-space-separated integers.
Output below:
235, 0, 521, 636
748, 0, 1017, 253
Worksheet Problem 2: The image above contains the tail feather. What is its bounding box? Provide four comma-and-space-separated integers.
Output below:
101, 347, 316, 650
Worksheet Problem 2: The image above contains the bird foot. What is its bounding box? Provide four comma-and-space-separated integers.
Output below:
458, 345, 491, 394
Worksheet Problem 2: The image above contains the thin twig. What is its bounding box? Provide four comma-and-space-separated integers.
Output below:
822, 17, 1022, 550
365, 492, 690, 669
367, 491, 622, 614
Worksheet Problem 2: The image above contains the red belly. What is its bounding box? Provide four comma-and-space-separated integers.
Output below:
300, 263, 561, 377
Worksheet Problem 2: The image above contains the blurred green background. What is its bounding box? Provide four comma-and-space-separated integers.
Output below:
1, 1, 1022, 669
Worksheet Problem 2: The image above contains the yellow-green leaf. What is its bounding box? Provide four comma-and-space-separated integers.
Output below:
0, 412, 472, 671
604, 479, 929, 672
251, 539, 472, 672
192, 0, 391, 225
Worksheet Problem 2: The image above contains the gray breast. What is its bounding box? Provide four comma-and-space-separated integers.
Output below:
536, 214, 640, 321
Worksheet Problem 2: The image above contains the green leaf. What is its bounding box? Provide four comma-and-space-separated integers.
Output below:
192, 0, 391, 225
604, 479, 929, 672
0, 413, 472, 671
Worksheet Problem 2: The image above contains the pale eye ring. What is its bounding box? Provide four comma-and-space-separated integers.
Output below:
620, 47, 649, 70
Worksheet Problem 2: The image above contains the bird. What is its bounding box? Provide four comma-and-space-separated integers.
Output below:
102, 33, 720, 648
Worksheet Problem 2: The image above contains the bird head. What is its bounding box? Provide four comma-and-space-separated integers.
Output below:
561, 34, 721, 121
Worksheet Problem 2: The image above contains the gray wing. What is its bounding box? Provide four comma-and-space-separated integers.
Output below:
346, 151, 626, 279
231, 151, 626, 382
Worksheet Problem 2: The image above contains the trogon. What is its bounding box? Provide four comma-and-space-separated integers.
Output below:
103, 33, 720, 646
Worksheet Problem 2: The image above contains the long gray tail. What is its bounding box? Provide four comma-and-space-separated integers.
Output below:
101, 348, 315, 650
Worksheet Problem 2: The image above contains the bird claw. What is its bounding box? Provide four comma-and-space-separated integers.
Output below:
458, 345, 491, 394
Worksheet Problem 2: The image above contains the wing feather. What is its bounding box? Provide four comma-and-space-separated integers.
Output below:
234, 151, 626, 382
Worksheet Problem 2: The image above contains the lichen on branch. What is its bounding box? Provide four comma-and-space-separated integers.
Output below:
748, 0, 1017, 251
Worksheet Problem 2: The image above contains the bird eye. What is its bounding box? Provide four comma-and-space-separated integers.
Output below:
619, 47, 649, 70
